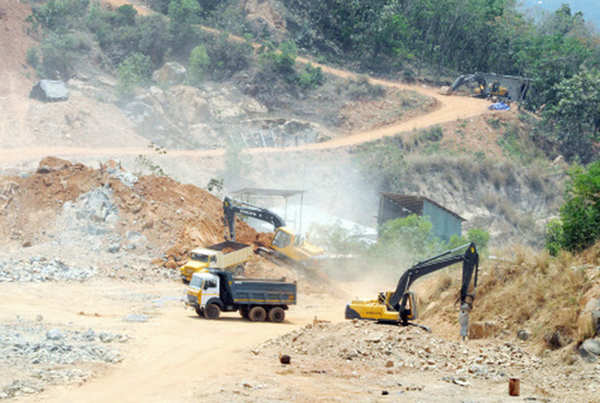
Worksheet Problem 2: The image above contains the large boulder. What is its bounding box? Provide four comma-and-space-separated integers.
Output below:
165, 85, 210, 125
29, 80, 69, 102
579, 338, 600, 362
208, 94, 247, 120
152, 62, 187, 85
578, 297, 600, 340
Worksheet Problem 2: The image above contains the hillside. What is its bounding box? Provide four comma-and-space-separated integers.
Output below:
1, 0, 600, 401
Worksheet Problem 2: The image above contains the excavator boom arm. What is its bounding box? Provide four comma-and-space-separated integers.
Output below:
388, 243, 479, 322
223, 197, 286, 241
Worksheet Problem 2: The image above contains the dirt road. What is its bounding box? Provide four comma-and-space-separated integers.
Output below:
3, 279, 344, 403
0, 87, 488, 165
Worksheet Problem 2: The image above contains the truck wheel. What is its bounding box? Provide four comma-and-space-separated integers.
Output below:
268, 307, 285, 323
194, 306, 204, 318
240, 307, 249, 319
204, 304, 220, 320
248, 306, 267, 322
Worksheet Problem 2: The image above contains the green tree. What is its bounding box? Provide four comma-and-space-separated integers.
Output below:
466, 228, 490, 250
542, 67, 600, 163
370, 214, 442, 263
28, 0, 90, 33
204, 33, 252, 80
308, 222, 369, 255
117, 53, 153, 96
188, 44, 210, 84
557, 162, 600, 252
168, 0, 201, 44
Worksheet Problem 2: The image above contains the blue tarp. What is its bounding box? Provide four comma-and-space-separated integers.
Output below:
488, 102, 510, 111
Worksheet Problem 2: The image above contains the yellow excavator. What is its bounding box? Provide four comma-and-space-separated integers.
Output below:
345, 243, 479, 327
223, 197, 324, 264
448, 73, 509, 99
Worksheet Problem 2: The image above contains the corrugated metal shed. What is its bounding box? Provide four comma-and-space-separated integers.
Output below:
378, 193, 465, 242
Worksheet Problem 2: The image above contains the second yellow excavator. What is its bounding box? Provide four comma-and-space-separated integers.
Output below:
223, 197, 324, 265
345, 243, 479, 328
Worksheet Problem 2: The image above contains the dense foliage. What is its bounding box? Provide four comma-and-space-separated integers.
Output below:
546, 161, 600, 254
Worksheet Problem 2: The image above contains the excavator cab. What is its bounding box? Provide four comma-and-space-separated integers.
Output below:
271, 227, 324, 262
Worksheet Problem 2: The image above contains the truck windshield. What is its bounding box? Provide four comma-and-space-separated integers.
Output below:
190, 253, 209, 262
190, 276, 203, 288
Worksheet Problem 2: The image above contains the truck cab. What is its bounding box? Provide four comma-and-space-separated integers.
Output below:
185, 269, 296, 322
186, 271, 221, 315
179, 241, 252, 283
179, 249, 215, 283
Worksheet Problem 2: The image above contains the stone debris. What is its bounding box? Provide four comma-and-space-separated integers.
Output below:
579, 338, 600, 362
55, 186, 120, 252
0, 319, 128, 399
0, 257, 95, 282
261, 321, 541, 380
517, 329, 530, 341
123, 314, 149, 323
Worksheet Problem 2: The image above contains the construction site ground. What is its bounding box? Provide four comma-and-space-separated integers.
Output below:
1, 1, 598, 401
1, 276, 597, 403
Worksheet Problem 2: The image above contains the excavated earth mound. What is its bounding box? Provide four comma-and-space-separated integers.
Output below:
0, 157, 262, 268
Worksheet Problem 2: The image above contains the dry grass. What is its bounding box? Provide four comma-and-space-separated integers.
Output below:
472, 245, 594, 343
422, 243, 600, 348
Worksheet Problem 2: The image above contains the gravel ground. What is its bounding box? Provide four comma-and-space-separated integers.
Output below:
0, 318, 129, 400
254, 320, 600, 401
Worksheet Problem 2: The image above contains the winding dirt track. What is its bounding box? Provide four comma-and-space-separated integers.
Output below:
0, 0, 491, 166
0, 76, 489, 164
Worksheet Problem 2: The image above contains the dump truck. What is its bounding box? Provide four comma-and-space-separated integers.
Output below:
185, 269, 296, 322
179, 241, 253, 284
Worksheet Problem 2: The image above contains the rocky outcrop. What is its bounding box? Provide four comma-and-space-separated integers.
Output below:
152, 62, 187, 85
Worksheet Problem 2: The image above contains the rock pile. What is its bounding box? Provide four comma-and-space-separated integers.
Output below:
0, 319, 128, 399
0, 257, 95, 282
257, 320, 600, 397
261, 320, 541, 380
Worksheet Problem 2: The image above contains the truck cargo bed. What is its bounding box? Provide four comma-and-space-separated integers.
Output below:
209, 241, 250, 251
230, 279, 296, 306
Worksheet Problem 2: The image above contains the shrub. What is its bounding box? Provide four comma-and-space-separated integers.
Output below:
466, 228, 490, 250
345, 76, 385, 100
308, 222, 369, 255
188, 44, 210, 84
38, 32, 90, 79
298, 63, 324, 89
258, 41, 298, 83
370, 215, 443, 263
87, 4, 169, 68
545, 219, 564, 256
205, 33, 252, 80
28, 0, 89, 33
117, 53, 153, 96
